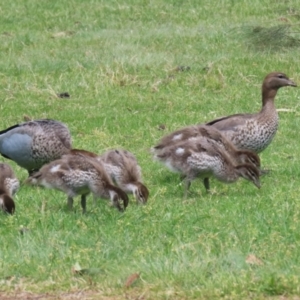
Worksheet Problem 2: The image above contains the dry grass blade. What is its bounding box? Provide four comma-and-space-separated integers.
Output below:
51, 31, 75, 38
277, 108, 296, 112
246, 254, 263, 266
124, 273, 140, 288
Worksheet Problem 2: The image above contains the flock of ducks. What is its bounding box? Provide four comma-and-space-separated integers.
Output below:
0, 72, 297, 214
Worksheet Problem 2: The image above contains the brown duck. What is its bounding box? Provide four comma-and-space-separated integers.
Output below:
26, 154, 129, 213
100, 149, 149, 204
0, 119, 72, 175
0, 163, 19, 214
69, 148, 149, 204
206, 72, 297, 153
152, 124, 260, 190
153, 136, 261, 198
152, 124, 260, 169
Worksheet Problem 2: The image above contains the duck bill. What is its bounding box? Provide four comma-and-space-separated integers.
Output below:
288, 80, 297, 87
254, 180, 261, 189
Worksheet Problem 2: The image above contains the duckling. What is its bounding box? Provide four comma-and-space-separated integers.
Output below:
152, 124, 260, 168
206, 72, 297, 153
152, 124, 260, 190
69, 149, 149, 204
26, 154, 129, 213
0, 119, 72, 175
153, 137, 260, 198
0, 163, 19, 214
100, 149, 149, 204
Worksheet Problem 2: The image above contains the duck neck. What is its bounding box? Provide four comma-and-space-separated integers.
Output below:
262, 88, 278, 107
124, 183, 138, 194
260, 88, 278, 114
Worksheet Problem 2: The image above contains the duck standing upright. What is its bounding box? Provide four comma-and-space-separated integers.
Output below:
0, 119, 72, 174
206, 72, 297, 153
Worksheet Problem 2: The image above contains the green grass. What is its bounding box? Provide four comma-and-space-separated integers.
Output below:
1, 0, 300, 298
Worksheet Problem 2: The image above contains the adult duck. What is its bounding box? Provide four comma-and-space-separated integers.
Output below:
0, 119, 72, 174
206, 72, 297, 153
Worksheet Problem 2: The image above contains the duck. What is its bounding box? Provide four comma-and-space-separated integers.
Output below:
152, 124, 260, 168
153, 136, 261, 198
69, 148, 149, 204
152, 124, 260, 190
100, 149, 149, 204
0, 119, 72, 175
206, 72, 297, 153
0, 163, 20, 214
26, 153, 129, 213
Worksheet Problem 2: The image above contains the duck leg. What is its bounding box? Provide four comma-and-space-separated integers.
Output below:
93, 195, 97, 206
203, 178, 210, 192
81, 195, 87, 214
179, 174, 186, 181
183, 179, 191, 199
67, 196, 74, 210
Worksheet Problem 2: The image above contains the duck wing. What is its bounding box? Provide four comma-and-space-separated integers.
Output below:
206, 113, 256, 132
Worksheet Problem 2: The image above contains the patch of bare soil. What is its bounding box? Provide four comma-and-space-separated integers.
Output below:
0, 291, 145, 300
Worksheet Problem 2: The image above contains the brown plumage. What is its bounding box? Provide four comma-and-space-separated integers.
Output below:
69, 148, 149, 204
153, 136, 261, 198
206, 72, 297, 153
26, 154, 129, 213
0, 119, 72, 174
0, 163, 19, 214
152, 124, 260, 190
68, 148, 98, 158
153, 124, 260, 168
100, 149, 149, 204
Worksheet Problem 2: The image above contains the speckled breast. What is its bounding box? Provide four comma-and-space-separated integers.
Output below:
225, 117, 279, 153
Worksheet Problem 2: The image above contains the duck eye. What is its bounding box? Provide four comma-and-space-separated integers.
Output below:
278, 74, 284, 79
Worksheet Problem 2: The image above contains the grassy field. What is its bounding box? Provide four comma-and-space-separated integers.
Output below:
1, 0, 300, 299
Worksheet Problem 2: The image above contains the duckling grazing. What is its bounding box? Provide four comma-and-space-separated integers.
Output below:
69, 148, 149, 204
0, 119, 72, 175
153, 137, 260, 198
0, 163, 19, 214
152, 124, 260, 190
26, 154, 129, 213
100, 149, 149, 204
206, 72, 297, 153
153, 124, 260, 169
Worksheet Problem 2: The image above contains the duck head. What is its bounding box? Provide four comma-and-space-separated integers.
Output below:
0, 194, 15, 214
264, 72, 297, 90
